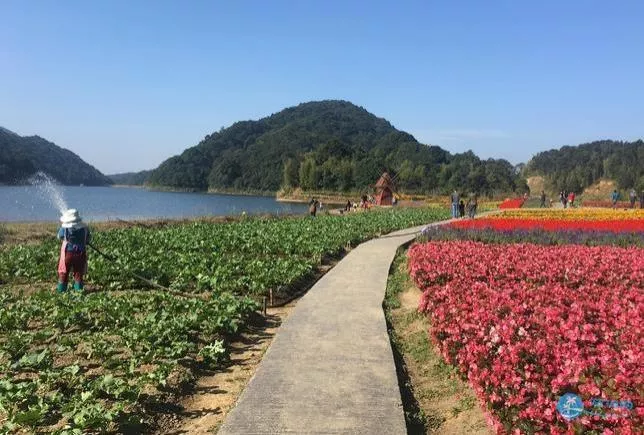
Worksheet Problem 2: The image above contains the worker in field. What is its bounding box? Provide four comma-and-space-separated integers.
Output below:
56, 209, 91, 292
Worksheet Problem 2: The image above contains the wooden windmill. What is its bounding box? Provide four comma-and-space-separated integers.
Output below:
374, 171, 397, 206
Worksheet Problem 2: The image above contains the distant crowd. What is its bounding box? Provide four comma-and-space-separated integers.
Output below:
309, 194, 401, 217
538, 188, 644, 209
613, 188, 644, 209
450, 191, 478, 219
308, 186, 644, 218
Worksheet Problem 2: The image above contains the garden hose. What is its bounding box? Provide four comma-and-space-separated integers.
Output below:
87, 242, 174, 293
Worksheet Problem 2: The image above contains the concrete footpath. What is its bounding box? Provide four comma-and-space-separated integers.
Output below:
218, 221, 444, 435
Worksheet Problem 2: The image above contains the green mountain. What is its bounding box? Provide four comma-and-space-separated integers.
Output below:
525, 139, 644, 193
0, 128, 112, 186
147, 100, 526, 195
108, 170, 153, 185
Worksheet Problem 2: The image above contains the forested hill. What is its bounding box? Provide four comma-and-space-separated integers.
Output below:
147, 100, 526, 195
108, 170, 153, 186
525, 140, 644, 192
0, 128, 112, 186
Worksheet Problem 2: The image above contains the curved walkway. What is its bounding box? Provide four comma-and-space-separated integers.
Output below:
218, 220, 450, 434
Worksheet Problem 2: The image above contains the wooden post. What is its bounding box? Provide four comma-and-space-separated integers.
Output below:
269, 288, 273, 307
262, 296, 267, 316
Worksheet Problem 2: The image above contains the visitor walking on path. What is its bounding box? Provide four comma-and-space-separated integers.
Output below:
458, 200, 465, 218
451, 190, 459, 219
611, 190, 620, 209
467, 194, 478, 218
540, 191, 546, 208
568, 191, 575, 208
629, 189, 637, 208
56, 209, 91, 292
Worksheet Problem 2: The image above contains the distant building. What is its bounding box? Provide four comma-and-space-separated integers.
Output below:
375, 172, 394, 206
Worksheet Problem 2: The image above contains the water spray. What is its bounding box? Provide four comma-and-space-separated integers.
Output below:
28, 171, 68, 214
26, 172, 196, 297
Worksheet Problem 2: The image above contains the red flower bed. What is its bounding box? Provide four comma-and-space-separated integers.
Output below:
583, 200, 640, 209
499, 198, 526, 209
408, 241, 643, 433
450, 217, 644, 233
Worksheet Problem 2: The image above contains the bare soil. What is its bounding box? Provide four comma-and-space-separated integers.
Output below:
582, 179, 618, 200
0, 215, 293, 247
391, 283, 490, 434
526, 175, 546, 196
155, 303, 295, 434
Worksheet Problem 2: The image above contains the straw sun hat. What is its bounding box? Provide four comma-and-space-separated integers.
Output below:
60, 209, 83, 228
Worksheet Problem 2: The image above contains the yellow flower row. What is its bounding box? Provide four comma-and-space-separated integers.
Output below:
497, 209, 644, 221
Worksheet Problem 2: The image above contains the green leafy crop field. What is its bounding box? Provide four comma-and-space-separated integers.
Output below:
0, 208, 448, 433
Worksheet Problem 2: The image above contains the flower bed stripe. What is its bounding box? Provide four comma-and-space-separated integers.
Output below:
449, 218, 644, 233
498, 198, 526, 209
497, 209, 644, 221
408, 241, 643, 433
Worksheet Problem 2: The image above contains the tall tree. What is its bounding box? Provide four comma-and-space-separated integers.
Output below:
282, 158, 299, 188
299, 156, 318, 190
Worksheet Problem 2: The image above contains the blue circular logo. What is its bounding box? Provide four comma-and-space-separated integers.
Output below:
557, 393, 584, 420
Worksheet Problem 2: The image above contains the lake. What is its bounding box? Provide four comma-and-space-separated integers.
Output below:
0, 186, 309, 222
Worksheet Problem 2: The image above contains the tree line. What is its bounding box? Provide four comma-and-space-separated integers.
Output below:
525, 140, 644, 193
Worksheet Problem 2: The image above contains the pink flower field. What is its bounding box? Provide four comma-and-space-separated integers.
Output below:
408, 241, 643, 433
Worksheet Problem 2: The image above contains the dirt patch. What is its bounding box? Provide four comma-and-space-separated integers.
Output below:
1, 282, 52, 297
0, 222, 58, 246
399, 285, 422, 311
392, 286, 490, 434
276, 187, 353, 205
526, 176, 546, 196
156, 303, 295, 434
582, 179, 617, 200
0, 215, 295, 247
387, 254, 490, 435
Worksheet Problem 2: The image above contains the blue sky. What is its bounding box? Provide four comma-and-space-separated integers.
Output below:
2, 0, 643, 174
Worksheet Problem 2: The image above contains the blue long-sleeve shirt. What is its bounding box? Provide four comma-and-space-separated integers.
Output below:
58, 226, 91, 253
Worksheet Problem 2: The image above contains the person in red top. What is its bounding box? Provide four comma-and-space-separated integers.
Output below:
567, 191, 575, 208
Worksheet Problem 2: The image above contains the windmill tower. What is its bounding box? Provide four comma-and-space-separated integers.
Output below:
374, 172, 395, 206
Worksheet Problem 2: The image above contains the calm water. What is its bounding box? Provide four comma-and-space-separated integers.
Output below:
0, 186, 309, 222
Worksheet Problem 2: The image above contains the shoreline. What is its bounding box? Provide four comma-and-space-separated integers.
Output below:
276, 197, 348, 205
0, 214, 306, 246
110, 184, 145, 189
0, 211, 305, 226
113, 185, 278, 197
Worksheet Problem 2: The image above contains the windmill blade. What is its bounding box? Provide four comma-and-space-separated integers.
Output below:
388, 172, 400, 192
